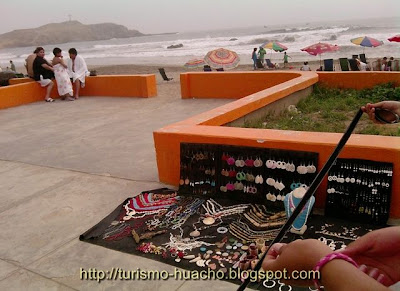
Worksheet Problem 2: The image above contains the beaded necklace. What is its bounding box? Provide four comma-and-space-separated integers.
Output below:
202, 199, 249, 218
146, 198, 204, 230
163, 231, 215, 252
229, 219, 281, 241
243, 212, 286, 229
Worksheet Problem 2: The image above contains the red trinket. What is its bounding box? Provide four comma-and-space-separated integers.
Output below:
170, 248, 176, 253
177, 251, 184, 258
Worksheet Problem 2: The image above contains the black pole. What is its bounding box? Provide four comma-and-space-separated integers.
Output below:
237, 108, 364, 291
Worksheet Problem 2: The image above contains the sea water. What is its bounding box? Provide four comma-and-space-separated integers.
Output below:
1, 16, 399, 68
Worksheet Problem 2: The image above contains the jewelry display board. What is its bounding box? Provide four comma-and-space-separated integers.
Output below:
80, 188, 378, 291
325, 158, 393, 225
179, 143, 318, 206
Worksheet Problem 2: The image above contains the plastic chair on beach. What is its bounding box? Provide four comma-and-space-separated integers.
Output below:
323, 59, 334, 71
393, 60, 400, 71
339, 58, 350, 71
348, 59, 360, 71
372, 59, 382, 71
265, 59, 276, 69
359, 54, 367, 64
203, 65, 212, 72
158, 68, 173, 81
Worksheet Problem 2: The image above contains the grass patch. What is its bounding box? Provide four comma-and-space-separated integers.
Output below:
242, 83, 400, 136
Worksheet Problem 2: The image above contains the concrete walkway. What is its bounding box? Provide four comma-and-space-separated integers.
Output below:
0, 79, 239, 290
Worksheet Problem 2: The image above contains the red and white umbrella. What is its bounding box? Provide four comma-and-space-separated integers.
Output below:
204, 48, 240, 70
388, 35, 400, 42
301, 42, 339, 66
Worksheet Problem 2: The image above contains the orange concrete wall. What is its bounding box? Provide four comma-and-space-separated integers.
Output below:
1, 75, 157, 110
180, 72, 302, 99
0, 82, 59, 109
154, 71, 400, 221
80, 75, 157, 97
9, 78, 34, 85
317, 72, 400, 89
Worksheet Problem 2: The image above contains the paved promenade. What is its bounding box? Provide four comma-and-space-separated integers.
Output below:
0, 78, 237, 290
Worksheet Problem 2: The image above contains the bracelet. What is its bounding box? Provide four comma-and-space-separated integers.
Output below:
313, 253, 358, 291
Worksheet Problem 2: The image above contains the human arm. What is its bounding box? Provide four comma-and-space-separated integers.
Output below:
41, 62, 54, 72
339, 226, 400, 286
361, 101, 400, 123
261, 239, 390, 290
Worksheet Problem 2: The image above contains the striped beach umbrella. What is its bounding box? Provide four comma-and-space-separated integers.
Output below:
301, 42, 339, 66
204, 48, 240, 70
261, 41, 288, 52
388, 35, 400, 42
351, 36, 383, 53
184, 59, 205, 69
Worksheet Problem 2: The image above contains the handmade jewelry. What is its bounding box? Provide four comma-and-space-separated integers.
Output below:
315, 224, 368, 241
136, 242, 166, 255
132, 229, 167, 244
217, 227, 228, 234
163, 232, 215, 252
202, 199, 249, 219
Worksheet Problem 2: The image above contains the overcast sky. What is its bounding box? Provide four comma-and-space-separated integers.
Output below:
1, 0, 399, 34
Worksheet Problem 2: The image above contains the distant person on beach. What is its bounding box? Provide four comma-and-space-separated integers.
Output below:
356, 58, 368, 71
300, 61, 311, 71
25, 48, 40, 78
283, 52, 291, 68
381, 57, 388, 71
67, 48, 89, 99
52, 48, 74, 101
387, 57, 394, 71
9, 60, 16, 72
32, 47, 55, 102
258, 47, 266, 65
252, 48, 258, 70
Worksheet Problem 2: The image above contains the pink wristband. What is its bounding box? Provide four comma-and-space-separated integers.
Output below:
313, 253, 358, 290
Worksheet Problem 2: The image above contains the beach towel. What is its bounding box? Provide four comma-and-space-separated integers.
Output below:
67, 55, 89, 85
53, 64, 73, 96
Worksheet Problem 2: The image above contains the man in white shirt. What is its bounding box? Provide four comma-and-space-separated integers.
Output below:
67, 48, 89, 99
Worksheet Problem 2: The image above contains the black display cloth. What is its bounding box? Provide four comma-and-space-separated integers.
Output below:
80, 188, 381, 291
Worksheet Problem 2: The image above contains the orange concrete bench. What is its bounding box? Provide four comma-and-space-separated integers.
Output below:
2, 75, 157, 109
154, 71, 400, 223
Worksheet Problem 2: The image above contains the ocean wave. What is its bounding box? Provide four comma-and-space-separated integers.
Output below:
267, 26, 348, 34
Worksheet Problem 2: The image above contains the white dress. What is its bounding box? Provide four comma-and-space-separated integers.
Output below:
53, 63, 73, 96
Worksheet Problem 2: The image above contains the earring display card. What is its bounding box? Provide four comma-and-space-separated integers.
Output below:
179, 144, 218, 197
179, 143, 318, 206
325, 158, 393, 225
219, 146, 266, 203
264, 149, 318, 208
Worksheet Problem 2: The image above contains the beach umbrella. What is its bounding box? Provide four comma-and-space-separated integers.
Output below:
184, 59, 205, 69
261, 41, 288, 52
301, 42, 339, 66
204, 48, 240, 70
350, 36, 383, 53
388, 35, 400, 42
261, 41, 288, 60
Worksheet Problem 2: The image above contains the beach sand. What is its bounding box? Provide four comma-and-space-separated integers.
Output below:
89, 57, 380, 77
12, 58, 380, 98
